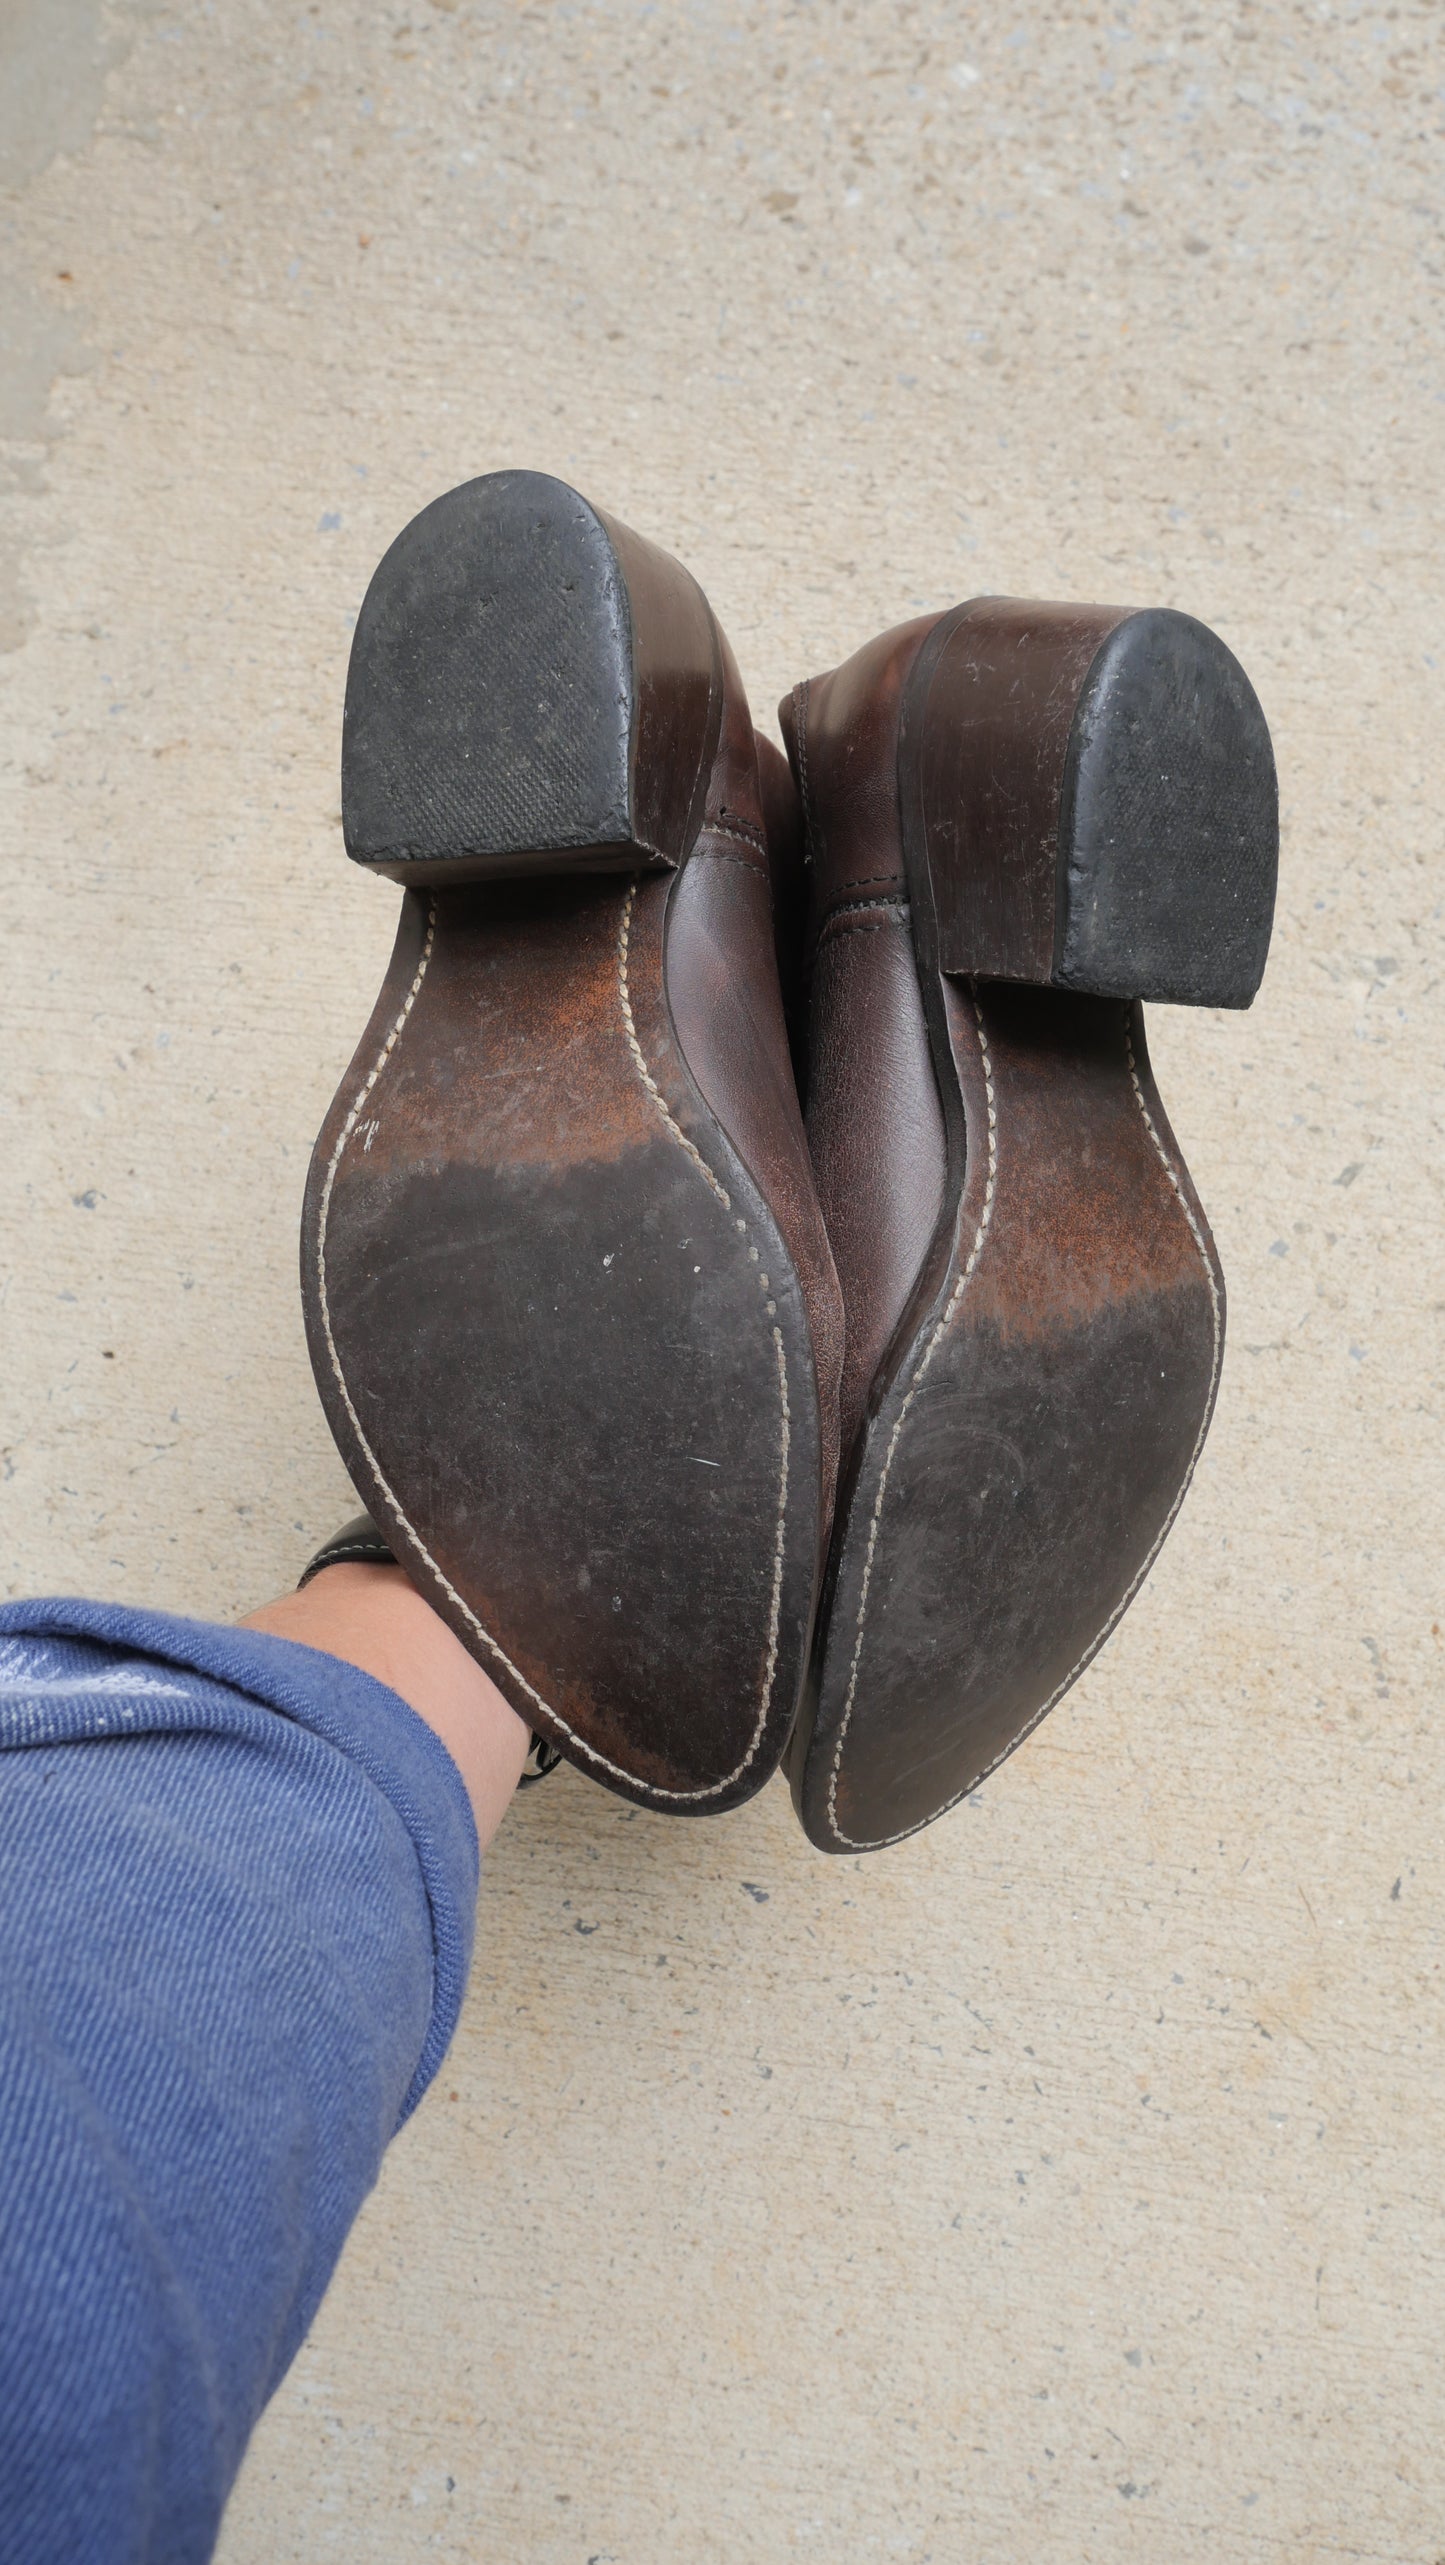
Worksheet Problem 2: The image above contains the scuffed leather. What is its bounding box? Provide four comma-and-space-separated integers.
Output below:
779, 618, 949, 1471
666, 638, 845, 1535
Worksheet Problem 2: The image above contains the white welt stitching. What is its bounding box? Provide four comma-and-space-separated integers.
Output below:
706, 818, 768, 859
824, 988, 998, 1851
834, 1000, 1225, 1856
315, 899, 588, 1757
614, 878, 793, 1800
314, 883, 795, 1807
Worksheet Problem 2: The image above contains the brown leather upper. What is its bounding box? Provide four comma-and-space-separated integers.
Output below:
779, 620, 949, 1471
754, 731, 809, 1093
665, 637, 844, 1529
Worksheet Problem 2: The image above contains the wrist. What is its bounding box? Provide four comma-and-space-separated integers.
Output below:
241, 1564, 529, 1846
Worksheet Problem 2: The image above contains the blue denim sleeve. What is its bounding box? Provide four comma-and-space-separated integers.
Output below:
0, 1598, 480, 2565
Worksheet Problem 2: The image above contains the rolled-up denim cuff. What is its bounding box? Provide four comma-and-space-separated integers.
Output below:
0, 1598, 479, 2121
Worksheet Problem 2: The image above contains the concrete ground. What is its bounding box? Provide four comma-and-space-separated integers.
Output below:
2, 1, 1440, 2557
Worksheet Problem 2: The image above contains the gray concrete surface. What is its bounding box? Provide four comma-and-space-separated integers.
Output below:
2, 1, 1440, 2557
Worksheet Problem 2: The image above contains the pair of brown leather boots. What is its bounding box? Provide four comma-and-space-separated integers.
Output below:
301, 472, 1277, 1854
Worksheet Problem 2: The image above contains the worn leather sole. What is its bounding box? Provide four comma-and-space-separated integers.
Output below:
302, 475, 822, 1813
791, 600, 1275, 1853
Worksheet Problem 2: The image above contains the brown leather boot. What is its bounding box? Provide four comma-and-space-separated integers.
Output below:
302, 473, 841, 1814
780, 600, 1277, 1853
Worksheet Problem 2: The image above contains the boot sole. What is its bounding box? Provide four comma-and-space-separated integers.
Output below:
303, 474, 823, 1812
792, 599, 1275, 1852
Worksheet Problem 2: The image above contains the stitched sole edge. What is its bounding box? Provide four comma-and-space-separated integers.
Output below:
310, 884, 801, 1808
810, 998, 1223, 1855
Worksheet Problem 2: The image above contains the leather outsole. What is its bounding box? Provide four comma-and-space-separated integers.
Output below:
303, 473, 825, 1812
787, 597, 1270, 1853
792, 982, 1223, 1853
303, 873, 821, 1811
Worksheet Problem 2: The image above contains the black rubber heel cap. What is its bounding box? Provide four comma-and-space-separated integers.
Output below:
1057, 608, 1278, 1009
342, 471, 636, 877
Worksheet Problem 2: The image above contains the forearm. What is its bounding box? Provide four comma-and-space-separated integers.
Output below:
0, 1596, 490, 2563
